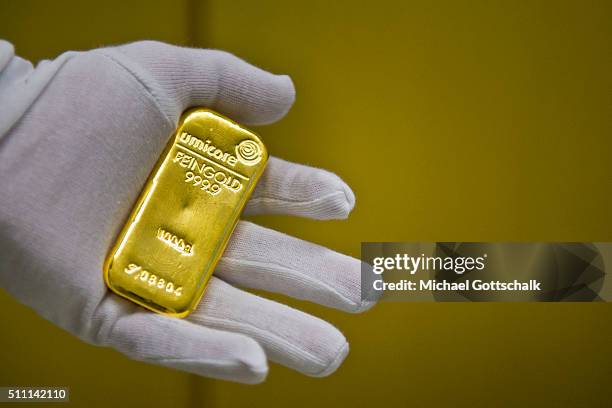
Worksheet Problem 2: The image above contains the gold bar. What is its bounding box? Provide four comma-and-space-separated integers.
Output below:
103, 108, 267, 317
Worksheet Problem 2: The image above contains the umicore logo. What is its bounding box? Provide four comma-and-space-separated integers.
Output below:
372, 254, 487, 275
179, 131, 239, 167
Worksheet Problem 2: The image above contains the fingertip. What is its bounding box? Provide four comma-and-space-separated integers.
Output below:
347, 299, 378, 314
238, 369, 268, 385
232, 336, 269, 384
238, 72, 296, 126
234, 359, 269, 385
310, 342, 350, 377
0, 40, 15, 71
275, 74, 296, 120
339, 178, 356, 217
212, 50, 296, 125
175, 330, 269, 385
313, 174, 355, 220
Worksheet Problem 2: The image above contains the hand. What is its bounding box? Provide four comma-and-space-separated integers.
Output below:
0, 40, 373, 383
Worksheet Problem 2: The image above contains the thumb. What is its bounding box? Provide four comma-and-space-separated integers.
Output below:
105, 40, 295, 125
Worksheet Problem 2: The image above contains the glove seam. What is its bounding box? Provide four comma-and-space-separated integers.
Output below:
96, 50, 175, 130
193, 314, 332, 372
245, 191, 350, 219
152, 357, 268, 375
248, 190, 348, 205
131, 315, 268, 374
310, 341, 348, 377
220, 257, 362, 312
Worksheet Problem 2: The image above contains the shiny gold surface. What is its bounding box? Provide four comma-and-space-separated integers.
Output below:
103, 108, 267, 317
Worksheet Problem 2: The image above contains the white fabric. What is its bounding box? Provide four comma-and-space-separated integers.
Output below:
0, 40, 373, 384
0, 40, 78, 138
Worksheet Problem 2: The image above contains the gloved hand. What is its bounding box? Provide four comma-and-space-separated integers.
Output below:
0, 40, 372, 384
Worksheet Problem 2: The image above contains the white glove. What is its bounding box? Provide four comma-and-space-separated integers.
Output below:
0, 40, 373, 384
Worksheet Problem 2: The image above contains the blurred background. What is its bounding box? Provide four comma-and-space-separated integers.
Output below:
0, 1, 611, 407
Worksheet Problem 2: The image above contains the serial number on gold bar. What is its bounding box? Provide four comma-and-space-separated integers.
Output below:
103, 108, 268, 317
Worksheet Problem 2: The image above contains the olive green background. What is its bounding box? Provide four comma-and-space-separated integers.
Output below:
0, 1, 610, 407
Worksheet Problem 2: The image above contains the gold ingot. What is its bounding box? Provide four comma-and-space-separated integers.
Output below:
103, 108, 267, 317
